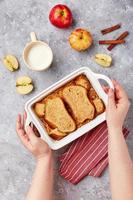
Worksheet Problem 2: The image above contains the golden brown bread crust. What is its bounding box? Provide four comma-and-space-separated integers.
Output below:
44, 97, 76, 133
88, 87, 105, 115
42, 120, 67, 140
34, 103, 45, 117
88, 87, 98, 100
62, 85, 95, 125
75, 74, 91, 90
34, 74, 105, 140
93, 98, 105, 115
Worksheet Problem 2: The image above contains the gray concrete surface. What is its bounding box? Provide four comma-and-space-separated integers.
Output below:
0, 0, 133, 199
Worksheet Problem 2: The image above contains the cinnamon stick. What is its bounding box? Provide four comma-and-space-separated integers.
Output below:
101, 24, 121, 35
107, 31, 129, 51
99, 39, 125, 45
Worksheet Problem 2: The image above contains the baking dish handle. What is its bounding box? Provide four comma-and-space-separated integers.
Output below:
25, 113, 33, 131
95, 73, 114, 89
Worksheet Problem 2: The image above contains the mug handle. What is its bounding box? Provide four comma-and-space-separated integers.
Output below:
30, 32, 37, 42
95, 73, 114, 89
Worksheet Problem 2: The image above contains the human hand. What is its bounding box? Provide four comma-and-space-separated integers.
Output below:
16, 112, 51, 160
105, 80, 130, 131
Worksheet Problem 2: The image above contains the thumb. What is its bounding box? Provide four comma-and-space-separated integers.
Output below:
26, 126, 38, 145
107, 88, 116, 110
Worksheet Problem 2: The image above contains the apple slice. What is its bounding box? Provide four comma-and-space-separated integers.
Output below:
16, 76, 34, 95
94, 53, 112, 67
3, 55, 19, 71
34, 103, 46, 117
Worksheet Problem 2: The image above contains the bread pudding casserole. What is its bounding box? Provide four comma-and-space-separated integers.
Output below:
33, 74, 105, 140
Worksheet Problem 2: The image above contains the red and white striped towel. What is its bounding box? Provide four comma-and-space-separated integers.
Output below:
59, 122, 129, 184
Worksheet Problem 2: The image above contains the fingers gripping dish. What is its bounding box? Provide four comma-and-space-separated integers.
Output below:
34, 74, 105, 140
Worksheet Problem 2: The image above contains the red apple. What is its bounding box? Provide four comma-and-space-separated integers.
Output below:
49, 4, 73, 28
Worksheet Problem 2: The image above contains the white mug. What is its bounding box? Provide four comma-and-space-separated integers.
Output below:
23, 32, 53, 71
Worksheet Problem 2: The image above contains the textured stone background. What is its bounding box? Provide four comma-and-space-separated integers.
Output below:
0, 0, 133, 199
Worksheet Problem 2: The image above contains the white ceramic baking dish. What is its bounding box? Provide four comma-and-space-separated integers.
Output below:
25, 67, 113, 150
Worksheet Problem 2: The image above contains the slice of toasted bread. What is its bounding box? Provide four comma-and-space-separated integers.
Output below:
75, 75, 91, 90
42, 120, 67, 140
88, 87, 98, 100
34, 103, 45, 117
62, 85, 95, 124
49, 128, 67, 140
45, 97, 76, 133
93, 98, 105, 114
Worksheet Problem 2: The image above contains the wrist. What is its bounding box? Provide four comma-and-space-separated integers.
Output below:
36, 153, 53, 171
36, 149, 52, 163
108, 126, 122, 134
